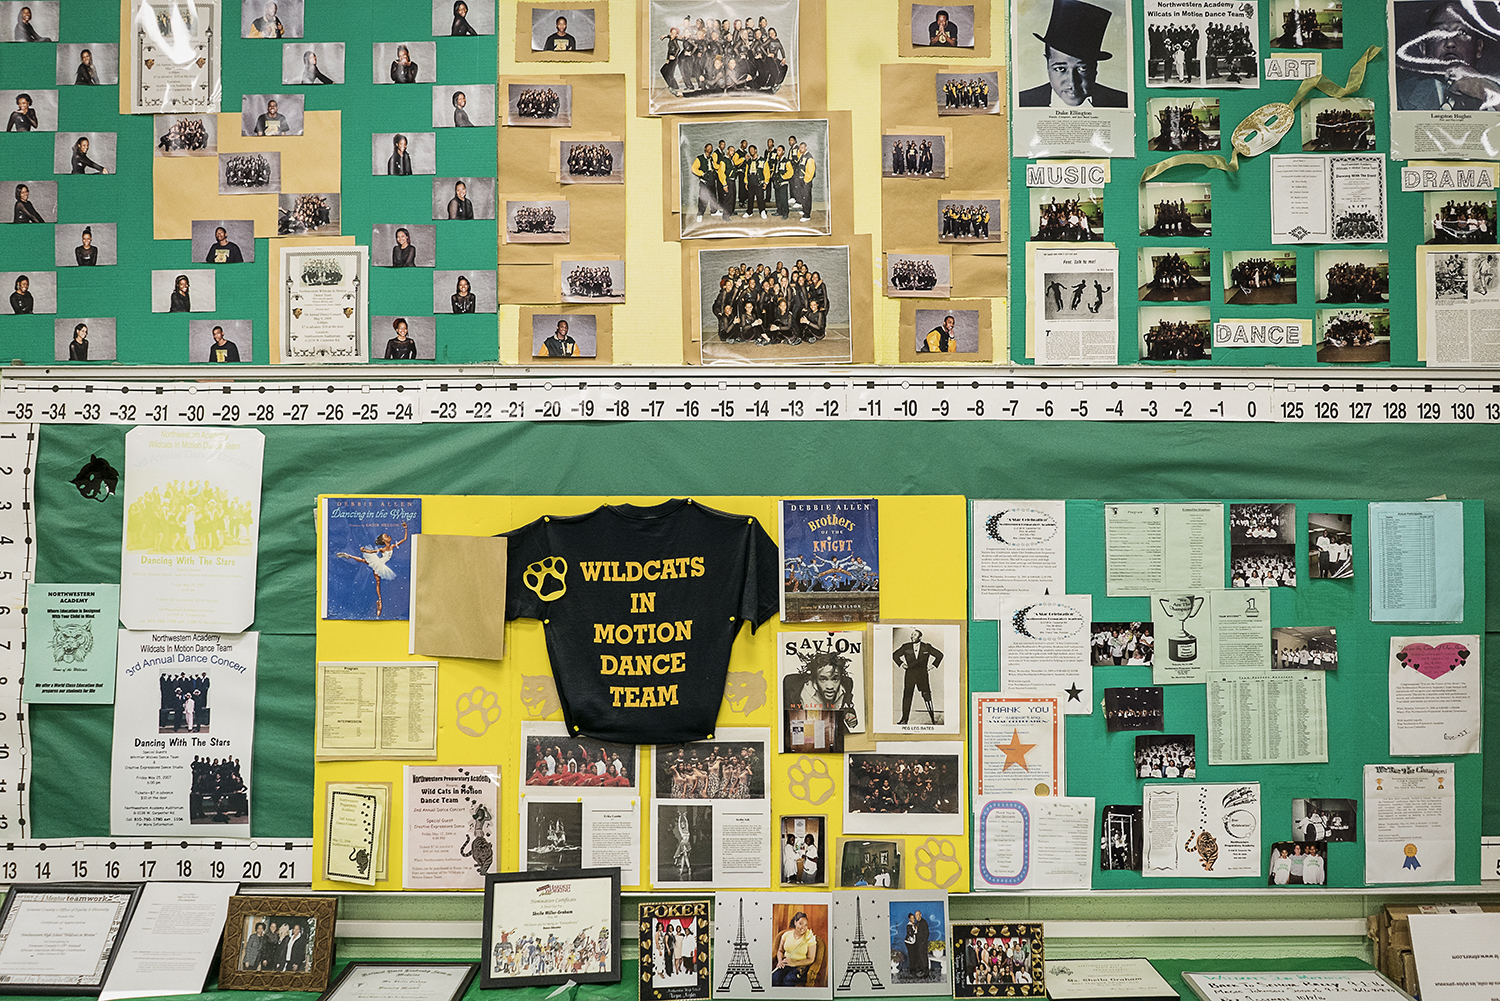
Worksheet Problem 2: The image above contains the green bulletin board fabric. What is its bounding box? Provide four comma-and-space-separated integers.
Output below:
1008, 8, 1416, 365
27, 420, 1498, 889
0, 3, 498, 365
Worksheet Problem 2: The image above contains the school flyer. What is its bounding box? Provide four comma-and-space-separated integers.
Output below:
22, 583, 120, 703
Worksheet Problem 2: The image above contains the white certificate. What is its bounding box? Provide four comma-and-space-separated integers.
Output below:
971, 695, 1061, 798
279, 245, 370, 363
0, 888, 139, 988
1389, 635, 1482, 756
119, 426, 264, 633
998, 595, 1092, 715
1365, 762, 1456, 884
99, 882, 238, 1001
129, 0, 222, 115
971, 500, 1066, 620
1408, 912, 1500, 1001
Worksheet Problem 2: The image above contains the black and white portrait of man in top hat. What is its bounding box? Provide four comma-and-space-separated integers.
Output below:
1016, 0, 1130, 107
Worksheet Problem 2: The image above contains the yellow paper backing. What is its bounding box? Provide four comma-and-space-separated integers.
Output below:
313, 494, 970, 894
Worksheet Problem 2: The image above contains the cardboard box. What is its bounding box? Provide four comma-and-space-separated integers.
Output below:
1371, 904, 1500, 997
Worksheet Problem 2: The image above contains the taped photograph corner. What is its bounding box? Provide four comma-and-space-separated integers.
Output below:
647, 0, 801, 115
1011, 0, 1135, 158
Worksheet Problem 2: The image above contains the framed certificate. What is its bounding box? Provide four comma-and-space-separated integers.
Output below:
0, 883, 144, 995
319, 963, 479, 1001
279, 246, 370, 363
217, 895, 337, 992
481, 868, 620, 989
129, 0, 223, 115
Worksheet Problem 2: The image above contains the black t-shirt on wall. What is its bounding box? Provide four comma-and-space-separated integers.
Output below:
503, 498, 780, 743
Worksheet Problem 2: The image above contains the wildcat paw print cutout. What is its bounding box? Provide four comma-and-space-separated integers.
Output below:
524, 556, 568, 601
455, 686, 501, 736
914, 837, 962, 888
787, 756, 834, 805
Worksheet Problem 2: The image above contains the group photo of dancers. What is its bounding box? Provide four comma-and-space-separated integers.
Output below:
936, 72, 996, 113
156, 115, 213, 155
561, 261, 624, 302
1148, 98, 1220, 151
221, 153, 273, 190
125, 479, 254, 553
937, 199, 998, 242
1231, 502, 1297, 587
1225, 252, 1297, 305
888, 254, 948, 296
651, 4, 794, 110
953, 930, 1038, 992
1270, 0, 1342, 48
1043, 272, 1114, 318
846, 752, 961, 817
884, 135, 942, 177
655, 742, 765, 800
1134, 734, 1196, 779
681, 121, 828, 237
160, 670, 211, 732
1139, 309, 1211, 361
1103, 687, 1164, 731
1146, 16, 1258, 86
1308, 512, 1354, 579
507, 84, 570, 125
1138, 248, 1209, 302
1273, 626, 1338, 671
1303, 98, 1375, 151
1146, 21, 1203, 84
190, 754, 247, 824
1318, 251, 1388, 302
1426, 195, 1495, 244
278, 193, 337, 235
698, 247, 850, 364
523, 735, 634, 788
1316, 308, 1390, 362
1031, 190, 1104, 241
561, 141, 622, 183
1140, 183, 1211, 236
506, 201, 569, 243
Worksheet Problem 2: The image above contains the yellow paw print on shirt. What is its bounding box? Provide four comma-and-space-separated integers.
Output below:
524, 556, 568, 601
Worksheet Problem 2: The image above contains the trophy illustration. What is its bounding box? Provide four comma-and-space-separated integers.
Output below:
1158, 594, 1205, 663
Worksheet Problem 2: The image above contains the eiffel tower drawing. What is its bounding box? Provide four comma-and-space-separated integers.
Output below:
718, 897, 764, 993
837, 896, 884, 991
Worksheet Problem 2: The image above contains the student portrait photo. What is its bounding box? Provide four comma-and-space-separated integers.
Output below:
242, 94, 304, 136
371, 223, 436, 268
152, 270, 216, 314
433, 270, 496, 314
5, 271, 55, 314
6, 179, 55, 223
371, 133, 436, 175
3, 1, 57, 42
375, 42, 437, 84
432, 177, 495, 220
192, 319, 252, 363
433, 0, 495, 36
531, 314, 598, 358
1013, 0, 1130, 108
56, 43, 119, 85
432, 85, 494, 128
281, 42, 343, 85
531, 8, 596, 52
3, 89, 55, 132
911, 4, 973, 48
54, 132, 115, 174
193, 220, 255, 264
914, 308, 978, 354
241, 0, 303, 38
54, 222, 116, 267
53, 316, 116, 362
373, 315, 436, 361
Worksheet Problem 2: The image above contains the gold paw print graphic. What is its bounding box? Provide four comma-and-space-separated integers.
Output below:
914, 837, 962, 889
787, 756, 835, 805
455, 687, 501, 737
524, 556, 568, 601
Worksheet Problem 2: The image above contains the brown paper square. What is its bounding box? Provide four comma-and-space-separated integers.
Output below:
410, 534, 508, 661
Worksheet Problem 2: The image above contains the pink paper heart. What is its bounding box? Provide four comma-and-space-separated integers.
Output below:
1396, 641, 1470, 679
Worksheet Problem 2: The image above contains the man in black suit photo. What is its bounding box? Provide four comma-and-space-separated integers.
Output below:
1017, 0, 1129, 108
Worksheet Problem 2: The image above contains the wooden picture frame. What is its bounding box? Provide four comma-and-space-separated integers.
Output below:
0, 882, 143, 996
481, 867, 621, 989
318, 962, 479, 1001
217, 894, 338, 992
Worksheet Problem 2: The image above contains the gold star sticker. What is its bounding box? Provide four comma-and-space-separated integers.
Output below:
996, 729, 1035, 771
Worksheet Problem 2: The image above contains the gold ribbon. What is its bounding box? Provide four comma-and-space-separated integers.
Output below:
1140, 44, 1383, 183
